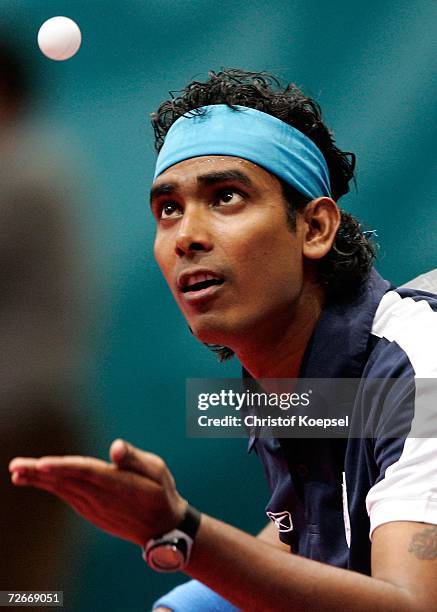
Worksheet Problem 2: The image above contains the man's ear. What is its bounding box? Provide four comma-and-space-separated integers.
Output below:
301, 197, 340, 260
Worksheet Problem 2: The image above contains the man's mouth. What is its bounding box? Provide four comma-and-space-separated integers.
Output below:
182, 277, 225, 293
178, 271, 225, 293
177, 270, 226, 303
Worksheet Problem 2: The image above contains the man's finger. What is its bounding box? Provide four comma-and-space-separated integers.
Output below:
9, 457, 39, 472
10, 471, 126, 530
10, 455, 110, 481
37, 455, 109, 471
10, 453, 161, 498
11, 458, 163, 505
26, 457, 115, 486
11, 471, 94, 511
110, 439, 169, 483
11, 472, 132, 537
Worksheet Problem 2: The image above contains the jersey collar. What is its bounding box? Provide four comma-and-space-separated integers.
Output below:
299, 268, 392, 379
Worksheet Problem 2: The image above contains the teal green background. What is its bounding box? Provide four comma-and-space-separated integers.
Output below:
2, 1, 436, 610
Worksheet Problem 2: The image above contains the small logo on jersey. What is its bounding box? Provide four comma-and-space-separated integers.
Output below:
266, 510, 293, 533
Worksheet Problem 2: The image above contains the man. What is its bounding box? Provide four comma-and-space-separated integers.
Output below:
10, 70, 437, 611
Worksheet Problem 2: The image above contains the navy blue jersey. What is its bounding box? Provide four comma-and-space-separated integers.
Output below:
250, 269, 437, 575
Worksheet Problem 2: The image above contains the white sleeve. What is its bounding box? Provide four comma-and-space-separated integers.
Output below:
400, 269, 437, 293
367, 290, 437, 539
366, 437, 437, 539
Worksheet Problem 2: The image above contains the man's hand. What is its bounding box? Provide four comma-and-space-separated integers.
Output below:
9, 440, 187, 547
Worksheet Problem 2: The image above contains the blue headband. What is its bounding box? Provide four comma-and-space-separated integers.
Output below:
153, 104, 332, 199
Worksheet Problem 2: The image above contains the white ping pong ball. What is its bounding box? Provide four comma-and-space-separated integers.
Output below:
38, 16, 82, 61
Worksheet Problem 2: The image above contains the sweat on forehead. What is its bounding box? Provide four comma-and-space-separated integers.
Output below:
153, 104, 331, 200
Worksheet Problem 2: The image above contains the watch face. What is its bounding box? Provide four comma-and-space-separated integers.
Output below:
144, 530, 192, 573
149, 544, 185, 571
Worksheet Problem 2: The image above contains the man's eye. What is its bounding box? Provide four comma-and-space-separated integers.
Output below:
216, 189, 243, 206
159, 202, 181, 219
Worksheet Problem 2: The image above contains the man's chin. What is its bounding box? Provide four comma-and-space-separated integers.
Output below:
187, 320, 231, 347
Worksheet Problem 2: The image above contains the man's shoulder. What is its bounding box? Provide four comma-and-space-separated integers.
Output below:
368, 283, 437, 376
398, 269, 437, 294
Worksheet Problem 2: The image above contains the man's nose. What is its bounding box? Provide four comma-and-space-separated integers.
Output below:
175, 207, 213, 257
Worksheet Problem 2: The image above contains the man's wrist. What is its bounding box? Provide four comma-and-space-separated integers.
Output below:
143, 504, 201, 572
173, 504, 201, 540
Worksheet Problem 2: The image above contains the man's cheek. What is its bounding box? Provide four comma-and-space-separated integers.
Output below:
153, 247, 171, 281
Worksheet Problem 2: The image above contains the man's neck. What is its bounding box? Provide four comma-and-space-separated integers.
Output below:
234, 281, 324, 380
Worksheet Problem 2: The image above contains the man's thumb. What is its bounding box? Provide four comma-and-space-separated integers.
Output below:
110, 439, 167, 482
110, 438, 130, 465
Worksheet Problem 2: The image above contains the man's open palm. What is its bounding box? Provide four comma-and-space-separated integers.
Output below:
9, 440, 187, 547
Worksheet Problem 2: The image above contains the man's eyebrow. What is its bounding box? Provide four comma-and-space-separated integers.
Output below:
149, 169, 253, 207
197, 170, 253, 188
149, 183, 176, 207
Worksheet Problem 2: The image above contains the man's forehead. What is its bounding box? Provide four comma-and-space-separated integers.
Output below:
151, 155, 272, 192
156, 155, 254, 179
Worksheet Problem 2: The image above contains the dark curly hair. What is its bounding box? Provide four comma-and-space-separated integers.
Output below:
151, 69, 377, 361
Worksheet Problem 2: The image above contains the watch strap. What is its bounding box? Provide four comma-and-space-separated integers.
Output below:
176, 503, 201, 539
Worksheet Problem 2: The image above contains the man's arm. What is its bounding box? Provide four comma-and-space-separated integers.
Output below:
9, 441, 437, 612
153, 523, 289, 612
186, 513, 436, 611
256, 521, 290, 551
153, 522, 290, 612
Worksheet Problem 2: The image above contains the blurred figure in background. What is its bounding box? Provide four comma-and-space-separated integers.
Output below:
0, 35, 86, 590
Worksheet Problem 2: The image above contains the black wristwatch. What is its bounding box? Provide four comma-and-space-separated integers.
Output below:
142, 504, 201, 572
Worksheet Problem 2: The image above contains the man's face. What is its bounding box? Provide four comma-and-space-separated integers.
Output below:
151, 156, 306, 350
